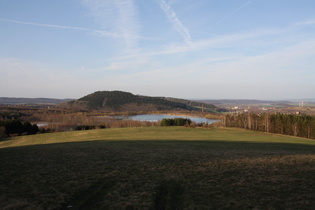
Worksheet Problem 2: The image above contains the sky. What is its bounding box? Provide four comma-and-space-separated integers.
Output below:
1, 0, 315, 100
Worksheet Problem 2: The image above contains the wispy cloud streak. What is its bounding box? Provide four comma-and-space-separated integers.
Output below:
0, 18, 156, 40
119, 28, 287, 59
115, 0, 140, 48
0, 18, 119, 37
159, 0, 191, 43
82, 0, 141, 49
212, 0, 252, 27
295, 18, 315, 26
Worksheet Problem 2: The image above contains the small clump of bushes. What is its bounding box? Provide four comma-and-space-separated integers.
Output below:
160, 118, 192, 126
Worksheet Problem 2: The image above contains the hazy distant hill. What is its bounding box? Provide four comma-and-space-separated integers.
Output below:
0, 97, 73, 104
62, 91, 221, 112
197, 99, 292, 105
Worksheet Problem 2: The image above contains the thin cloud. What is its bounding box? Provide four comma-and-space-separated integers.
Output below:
82, 0, 141, 49
119, 27, 288, 59
159, 0, 191, 43
212, 0, 252, 27
295, 18, 315, 26
0, 18, 121, 38
0, 18, 158, 41
114, 0, 140, 49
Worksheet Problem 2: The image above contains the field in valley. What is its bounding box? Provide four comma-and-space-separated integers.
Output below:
0, 127, 315, 209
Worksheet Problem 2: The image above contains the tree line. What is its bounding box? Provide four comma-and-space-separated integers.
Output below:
0, 120, 39, 137
223, 113, 315, 139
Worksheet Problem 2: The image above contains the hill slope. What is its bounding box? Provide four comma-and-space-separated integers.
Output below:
197, 99, 292, 105
0, 97, 73, 104
63, 90, 220, 112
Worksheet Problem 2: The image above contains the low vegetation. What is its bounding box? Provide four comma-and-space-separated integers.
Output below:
1, 127, 314, 209
160, 118, 192, 126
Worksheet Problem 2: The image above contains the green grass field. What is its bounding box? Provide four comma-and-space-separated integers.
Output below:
1, 127, 315, 209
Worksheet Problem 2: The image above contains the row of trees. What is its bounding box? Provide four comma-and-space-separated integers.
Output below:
0, 120, 39, 137
223, 113, 315, 139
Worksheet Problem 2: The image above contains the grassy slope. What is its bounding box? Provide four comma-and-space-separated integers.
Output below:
0, 127, 315, 209
1, 127, 315, 148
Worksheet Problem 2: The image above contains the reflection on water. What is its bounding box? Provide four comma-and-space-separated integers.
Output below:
115, 114, 219, 124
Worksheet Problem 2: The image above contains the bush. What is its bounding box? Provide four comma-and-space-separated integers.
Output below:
76, 125, 96, 130
160, 118, 191, 126
0, 120, 39, 137
0, 126, 6, 138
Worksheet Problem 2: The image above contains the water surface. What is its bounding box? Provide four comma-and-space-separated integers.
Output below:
116, 114, 219, 124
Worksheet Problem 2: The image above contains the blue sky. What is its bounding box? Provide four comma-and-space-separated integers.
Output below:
1, 0, 315, 99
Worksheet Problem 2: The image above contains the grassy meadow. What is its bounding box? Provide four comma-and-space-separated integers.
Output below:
0, 127, 315, 209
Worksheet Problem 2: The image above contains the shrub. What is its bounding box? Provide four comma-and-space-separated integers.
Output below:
160, 118, 192, 126
0, 126, 6, 138
0, 120, 39, 137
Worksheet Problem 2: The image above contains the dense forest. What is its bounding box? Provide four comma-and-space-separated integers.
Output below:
223, 113, 315, 139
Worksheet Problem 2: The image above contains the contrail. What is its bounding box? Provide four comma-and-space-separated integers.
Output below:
212, 0, 252, 27
82, 0, 141, 49
159, 0, 191, 43
113, 0, 140, 49
0, 18, 156, 40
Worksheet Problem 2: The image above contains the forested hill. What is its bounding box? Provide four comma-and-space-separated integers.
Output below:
63, 91, 221, 112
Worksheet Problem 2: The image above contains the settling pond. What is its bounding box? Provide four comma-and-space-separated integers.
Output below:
115, 114, 219, 124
